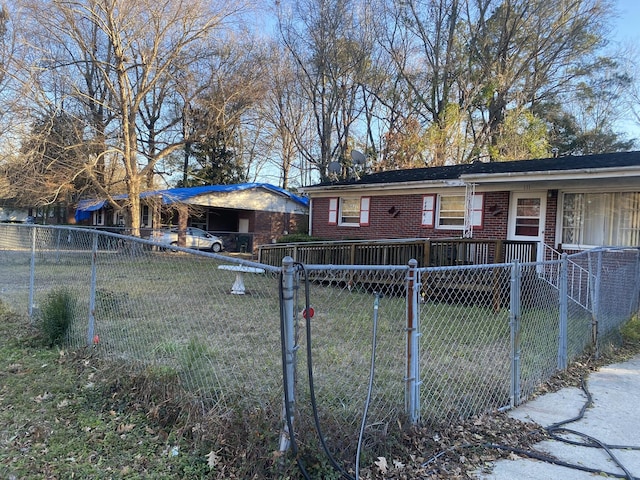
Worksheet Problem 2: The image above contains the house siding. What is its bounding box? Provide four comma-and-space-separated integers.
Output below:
311, 192, 513, 241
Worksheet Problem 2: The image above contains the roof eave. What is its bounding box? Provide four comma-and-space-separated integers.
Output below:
461, 165, 640, 183
300, 178, 465, 194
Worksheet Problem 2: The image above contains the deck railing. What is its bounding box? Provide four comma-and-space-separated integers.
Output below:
258, 238, 537, 267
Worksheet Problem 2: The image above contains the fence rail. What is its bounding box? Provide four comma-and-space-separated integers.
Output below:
258, 237, 538, 268
1, 224, 638, 470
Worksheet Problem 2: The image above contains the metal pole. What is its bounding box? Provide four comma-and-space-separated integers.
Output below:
28, 226, 36, 319
588, 250, 603, 357
55, 228, 62, 264
509, 261, 521, 408
279, 256, 297, 453
557, 254, 568, 370
87, 232, 98, 347
405, 259, 421, 424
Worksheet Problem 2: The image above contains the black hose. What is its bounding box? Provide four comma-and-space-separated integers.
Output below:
485, 443, 638, 479
485, 377, 639, 480
296, 262, 355, 480
355, 292, 381, 479
542, 378, 636, 480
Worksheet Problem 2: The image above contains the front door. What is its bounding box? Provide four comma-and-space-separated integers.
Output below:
507, 192, 547, 262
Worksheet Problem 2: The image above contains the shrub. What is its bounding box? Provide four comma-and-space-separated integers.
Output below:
621, 315, 640, 346
38, 288, 76, 347
275, 233, 325, 243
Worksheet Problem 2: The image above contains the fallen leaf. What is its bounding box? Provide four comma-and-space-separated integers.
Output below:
116, 423, 136, 433
206, 450, 221, 469
34, 392, 51, 403
375, 456, 388, 474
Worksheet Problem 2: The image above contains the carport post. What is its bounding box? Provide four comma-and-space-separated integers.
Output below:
509, 260, 522, 408
87, 232, 98, 347
278, 256, 297, 453
557, 254, 568, 370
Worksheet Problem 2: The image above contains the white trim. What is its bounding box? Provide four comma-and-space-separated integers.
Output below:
507, 192, 547, 262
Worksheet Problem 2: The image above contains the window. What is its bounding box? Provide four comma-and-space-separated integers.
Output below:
328, 198, 338, 224
438, 195, 465, 227
92, 209, 104, 226
421, 195, 435, 227
562, 192, 640, 247
435, 194, 483, 230
141, 205, 150, 227
328, 197, 370, 226
514, 198, 541, 236
113, 211, 124, 226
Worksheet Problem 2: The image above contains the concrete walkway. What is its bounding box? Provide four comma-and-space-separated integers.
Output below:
476, 355, 640, 480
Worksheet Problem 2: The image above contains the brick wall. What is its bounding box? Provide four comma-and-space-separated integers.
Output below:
254, 211, 308, 248
311, 192, 512, 240
544, 190, 558, 248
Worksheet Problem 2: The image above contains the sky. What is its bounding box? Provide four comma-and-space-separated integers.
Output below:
614, 0, 640, 142
615, 0, 640, 43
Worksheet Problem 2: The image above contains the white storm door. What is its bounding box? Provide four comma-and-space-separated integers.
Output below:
507, 192, 547, 262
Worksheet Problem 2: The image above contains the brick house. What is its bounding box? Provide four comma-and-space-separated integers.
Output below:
300, 152, 640, 261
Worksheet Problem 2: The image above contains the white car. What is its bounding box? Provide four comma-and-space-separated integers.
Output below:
154, 227, 224, 252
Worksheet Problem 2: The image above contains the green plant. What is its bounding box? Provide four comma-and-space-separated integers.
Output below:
38, 288, 76, 347
621, 315, 640, 346
275, 233, 325, 243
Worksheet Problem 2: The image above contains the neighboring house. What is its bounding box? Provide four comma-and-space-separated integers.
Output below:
0, 200, 71, 225
300, 151, 640, 261
0, 202, 31, 223
75, 183, 309, 252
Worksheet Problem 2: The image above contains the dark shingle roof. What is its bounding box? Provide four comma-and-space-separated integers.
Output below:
310, 151, 640, 188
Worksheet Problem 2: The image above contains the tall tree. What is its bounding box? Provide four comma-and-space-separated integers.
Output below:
6, 109, 88, 208
382, 0, 469, 166
183, 35, 268, 186
467, 0, 614, 160
278, 0, 375, 181
18, 0, 245, 234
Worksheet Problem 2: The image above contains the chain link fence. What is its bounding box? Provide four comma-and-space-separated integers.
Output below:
1, 224, 639, 470
0, 224, 282, 417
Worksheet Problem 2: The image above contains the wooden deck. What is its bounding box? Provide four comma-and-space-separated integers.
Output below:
257, 237, 537, 268
258, 238, 537, 309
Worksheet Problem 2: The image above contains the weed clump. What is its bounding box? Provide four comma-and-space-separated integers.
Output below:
621, 315, 640, 347
38, 288, 75, 347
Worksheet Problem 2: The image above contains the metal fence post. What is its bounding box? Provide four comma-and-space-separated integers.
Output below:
557, 253, 568, 370
509, 260, 521, 408
87, 232, 98, 347
279, 256, 297, 453
28, 226, 36, 319
588, 250, 603, 357
405, 259, 421, 424
55, 228, 62, 264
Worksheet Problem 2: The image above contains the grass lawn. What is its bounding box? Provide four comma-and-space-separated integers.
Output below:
0, 301, 294, 479
0, 304, 214, 479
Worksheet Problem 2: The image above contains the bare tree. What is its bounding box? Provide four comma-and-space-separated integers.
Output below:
17, 0, 246, 234
278, 0, 375, 181
380, 0, 470, 166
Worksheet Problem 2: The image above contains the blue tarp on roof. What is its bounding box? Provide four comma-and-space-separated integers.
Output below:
74, 183, 309, 221
74, 199, 108, 222
145, 183, 309, 207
